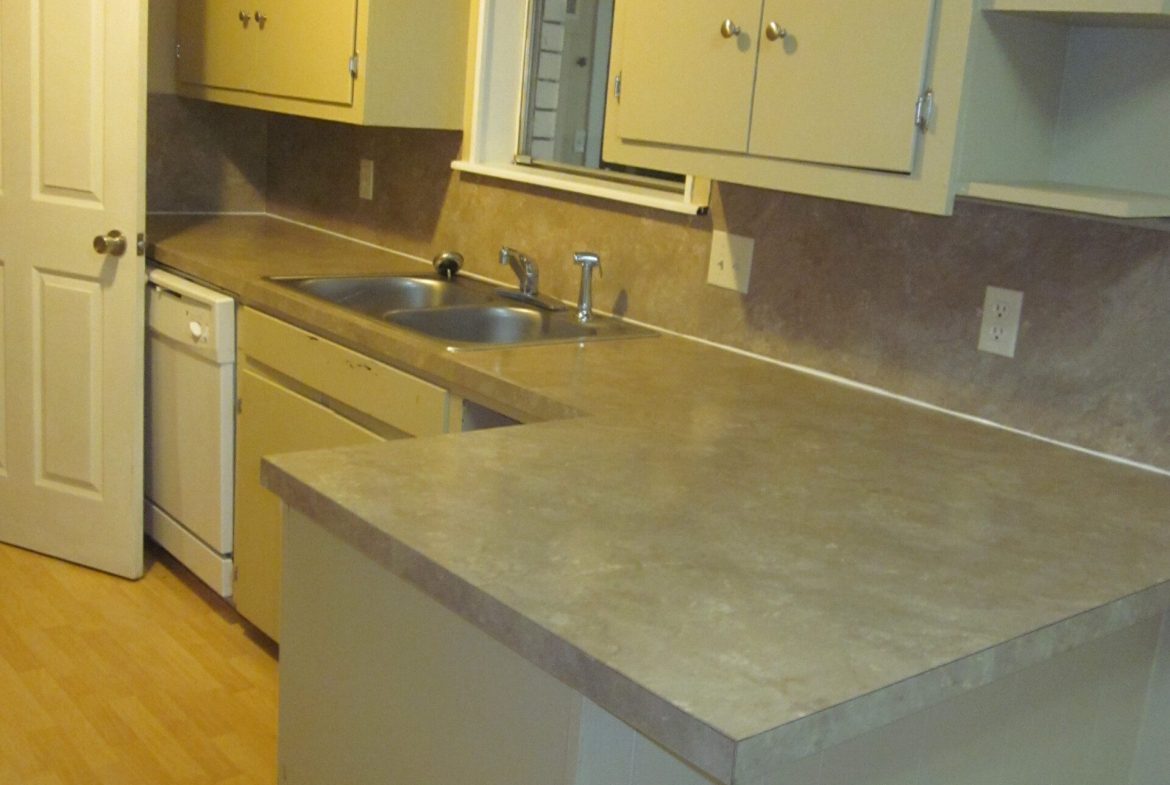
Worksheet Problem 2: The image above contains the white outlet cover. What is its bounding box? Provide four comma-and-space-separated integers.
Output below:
708, 230, 754, 293
359, 159, 375, 201
978, 286, 1024, 357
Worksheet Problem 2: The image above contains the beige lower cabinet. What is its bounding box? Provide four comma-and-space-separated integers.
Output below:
233, 307, 466, 641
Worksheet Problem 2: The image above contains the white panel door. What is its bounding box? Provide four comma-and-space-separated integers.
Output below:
0, 0, 147, 577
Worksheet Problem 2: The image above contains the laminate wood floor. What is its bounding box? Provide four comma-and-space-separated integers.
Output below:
0, 541, 277, 785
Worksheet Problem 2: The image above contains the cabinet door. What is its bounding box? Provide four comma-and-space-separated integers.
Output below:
253, 0, 358, 104
234, 368, 384, 642
749, 0, 936, 172
177, 0, 256, 91
617, 0, 761, 152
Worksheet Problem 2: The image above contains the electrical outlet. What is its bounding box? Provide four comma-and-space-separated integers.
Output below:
359, 159, 375, 200
978, 286, 1023, 357
707, 230, 754, 293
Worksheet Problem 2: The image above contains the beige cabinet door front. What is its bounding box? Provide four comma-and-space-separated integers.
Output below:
252, 0, 358, 104
749, 0, 936, 172
618, 0, 761, 152
234, 369, 383, 642
177, 0, 257, 91
0, 0, 147, 578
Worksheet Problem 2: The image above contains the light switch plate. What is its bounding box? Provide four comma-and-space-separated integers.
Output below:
708, 230, 754, 293
359, 159, 375, 201
978, 286, 1023, 357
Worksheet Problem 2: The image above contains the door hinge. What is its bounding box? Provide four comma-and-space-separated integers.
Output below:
613, 70, 622, 101
914, 89, 934, 132
349, 53, 360, 78
137, 233, 146, 257
236, 397, 243, 415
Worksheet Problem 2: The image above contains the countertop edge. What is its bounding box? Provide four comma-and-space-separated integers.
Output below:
265, 441, 1170, 784
733, 581, 1170, 780
261, 454, 742, 784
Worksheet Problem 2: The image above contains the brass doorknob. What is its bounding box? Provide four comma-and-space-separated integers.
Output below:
93, 230, 127, 257
720, 19, 741, 38
765, 21, 787, 40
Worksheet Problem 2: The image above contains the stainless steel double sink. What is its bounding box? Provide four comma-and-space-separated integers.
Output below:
271, 274, 656, 349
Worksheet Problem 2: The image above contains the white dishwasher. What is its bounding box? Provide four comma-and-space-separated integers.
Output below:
145, 267, 236, 597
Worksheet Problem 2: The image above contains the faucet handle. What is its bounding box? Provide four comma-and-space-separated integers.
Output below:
500, 246, 539, 296
573, 251, 602, 277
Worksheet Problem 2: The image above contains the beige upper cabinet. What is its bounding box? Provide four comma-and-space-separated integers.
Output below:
749, 0, 935, 172
251, 0, 360, 104
606, 0, 1170, 217
616, 0, 935, 172
619, 1, 761, 152
176, 0, 251, 92
176, 0, 468, 128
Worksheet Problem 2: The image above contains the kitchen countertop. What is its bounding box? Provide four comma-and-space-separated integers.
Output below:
150, 214, 1170, 785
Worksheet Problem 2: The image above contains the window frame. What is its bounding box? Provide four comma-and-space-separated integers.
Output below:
452, 0, 711, 215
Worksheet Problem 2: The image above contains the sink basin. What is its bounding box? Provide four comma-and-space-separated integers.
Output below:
271, 273, 657, 348
385, 305, 656, 348
272, 275, 496, 315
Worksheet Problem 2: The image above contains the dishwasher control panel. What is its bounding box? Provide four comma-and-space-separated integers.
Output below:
147, 268, 235, 363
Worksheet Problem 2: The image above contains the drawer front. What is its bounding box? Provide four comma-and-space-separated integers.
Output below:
239, 307, 452, 437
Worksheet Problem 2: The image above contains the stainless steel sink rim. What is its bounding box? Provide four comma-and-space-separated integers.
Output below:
270, 274, 498, 314
268, 273, 657, 349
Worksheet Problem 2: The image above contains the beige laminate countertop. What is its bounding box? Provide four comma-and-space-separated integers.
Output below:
150, 214, 1170, 785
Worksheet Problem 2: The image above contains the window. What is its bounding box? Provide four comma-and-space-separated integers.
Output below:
452, 0, 709, 215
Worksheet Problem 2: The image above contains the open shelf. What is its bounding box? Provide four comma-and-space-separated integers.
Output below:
961, 181, 1170, 217
958, 9, 1170, 218
984, 0, 1170, 27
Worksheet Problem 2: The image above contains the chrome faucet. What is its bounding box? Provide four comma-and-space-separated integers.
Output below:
499, 246, 539, 297
573, 252, 602, 323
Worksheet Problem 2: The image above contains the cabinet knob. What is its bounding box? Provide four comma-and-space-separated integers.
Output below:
720, 19, 741, 39
254, 10, 267, 25
238, 10, 250, 23
93, 230, 127, 257
765, 21, 787, 41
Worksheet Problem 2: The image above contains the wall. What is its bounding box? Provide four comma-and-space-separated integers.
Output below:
145, 106, 1169, 471
145, 0, 266, 213
147, 94, 267, 213
261, 116, 1170, 471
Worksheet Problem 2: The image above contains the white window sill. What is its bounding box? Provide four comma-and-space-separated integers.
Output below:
451, 160, 709, 216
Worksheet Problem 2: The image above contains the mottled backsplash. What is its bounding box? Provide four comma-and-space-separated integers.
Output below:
147, 94, 267, 213
147, 104, 1170, 470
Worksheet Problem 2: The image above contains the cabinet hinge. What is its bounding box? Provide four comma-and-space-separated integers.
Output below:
236, 397, 243, 415
613, 70, 622, 101
914, 89, 934, 132
175, 43, 181, 60
349, 53, 359, 78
